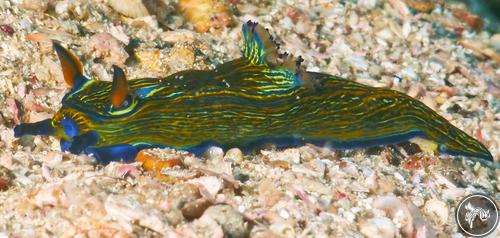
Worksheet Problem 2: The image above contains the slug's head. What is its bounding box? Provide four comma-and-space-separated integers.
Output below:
14, 42, 135, 155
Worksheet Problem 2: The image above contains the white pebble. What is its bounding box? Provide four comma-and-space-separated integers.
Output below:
279, 209, 290, 219
344, 55, 369, 71
204, 146, 224, 161
224, 148, 243, 163
359, 217, 396, 238
423, 198, 449, 225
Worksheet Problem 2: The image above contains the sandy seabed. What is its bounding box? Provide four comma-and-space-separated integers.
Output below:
0, 0, 499, 237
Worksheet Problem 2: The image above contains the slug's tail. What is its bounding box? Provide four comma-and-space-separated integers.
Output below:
421, 121, 494, 162
382, 119, 493, 162
354, 87, 495, 163
380, 91, 496, 162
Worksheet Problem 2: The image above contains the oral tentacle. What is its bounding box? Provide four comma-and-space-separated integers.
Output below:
13, 119, 54, 137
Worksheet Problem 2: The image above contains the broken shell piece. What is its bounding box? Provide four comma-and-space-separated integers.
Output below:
357, 0, 377, 9
190, 212, 224, 237
298, 177, 331, 195
261, 148, 301, 165
104, 195, 171, 235
250, 227, 282, 238
269, 222, 295, 237
0, 165, 14, 191
388, 0, 411, 17
199, 205, 248, 238
135, 48, 163, 74
108, 0, 149, 18
459, 39, 500, 64
298, 145, 320, 162
160, 30, 196, 44
43, 151, 63, 168
165, 44, 196, 73
27, 32, 61, 53
196, 168, 240, 189
104, 162, 141, 179
258, 179, 281, 208
359, 217, 396, 238
423, 198, 448, 225
7, 98, 21, 125
452, 8, 484, 31
490, 34, 500, 50
16, 82, 26, 98
34, 182, 69, 208
28, 111, 52, 124
108, 25, 130, 45
19, 0, 48, 13
373, 195, 436, 238
188, 176, 222, 197
157, 167, 199, 183
178, 0, 233, 33
84, 33, 129, 66
0, 154, 13, 169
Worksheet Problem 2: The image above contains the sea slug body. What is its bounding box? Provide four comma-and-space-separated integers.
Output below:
14, 21, 494, 164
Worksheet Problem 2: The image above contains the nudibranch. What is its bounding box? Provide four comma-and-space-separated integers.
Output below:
14, 21, 493, 164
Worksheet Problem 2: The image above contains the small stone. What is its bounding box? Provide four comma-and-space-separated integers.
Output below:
404, 0, 435, 13
182, 198, 213, 220
200, 204, 248, 238
165, 44, 196, 73
298, 145, 319, 162
135, 48, 163, 74
84, 33, 129, 66
0, 165, 14, 191
224, 148, 244, 163
178, 0, 233, 33
0, 24, 15, 36
203, 146, 224, 161
453, 8, 484, 32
